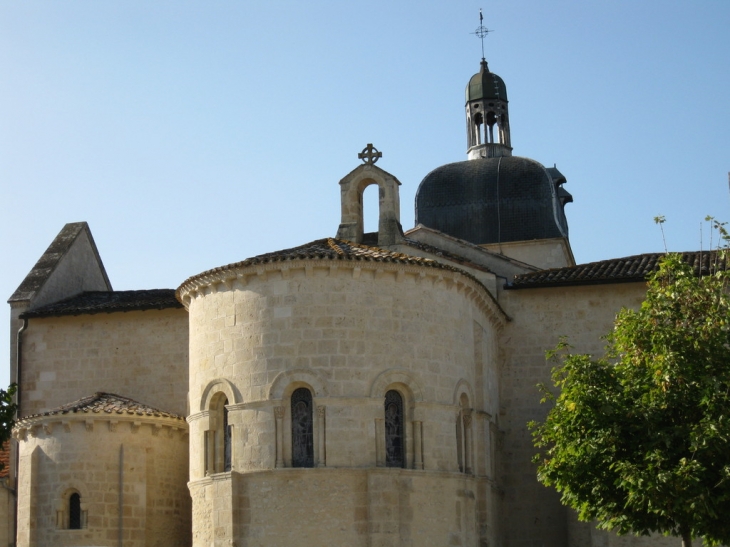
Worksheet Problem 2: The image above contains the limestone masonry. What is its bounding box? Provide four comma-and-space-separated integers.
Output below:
6, 54, 688, 547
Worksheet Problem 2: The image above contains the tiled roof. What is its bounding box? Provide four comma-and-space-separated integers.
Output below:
509, 251, 728, 289
178, 237, 509, 321
19, 392, 184, 422
21, 289, 182, 318
0, 442, 8, 478
179, 238, 480, 289
9, 222, 111, 303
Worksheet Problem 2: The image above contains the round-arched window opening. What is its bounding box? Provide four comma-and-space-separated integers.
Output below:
69, 493, 82, 530
291, 388, 314, 468
385, 390, 405, 468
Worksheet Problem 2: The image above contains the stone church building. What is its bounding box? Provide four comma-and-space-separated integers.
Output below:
6, 54, 691, 547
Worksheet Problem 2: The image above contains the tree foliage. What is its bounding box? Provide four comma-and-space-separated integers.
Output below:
530, 251, 730, 547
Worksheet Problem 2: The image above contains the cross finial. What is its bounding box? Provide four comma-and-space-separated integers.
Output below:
471, 8, 493, 62
358, 143, 382, 165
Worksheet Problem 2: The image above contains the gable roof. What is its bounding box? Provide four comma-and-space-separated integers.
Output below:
509, 250, 727, 289
8, 222, 111, 304
18, 392, 184, 423
20, 289, 182, 319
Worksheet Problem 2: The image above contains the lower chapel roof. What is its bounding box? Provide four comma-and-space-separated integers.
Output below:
16, 392, 185, 425
510, 250, 728, 289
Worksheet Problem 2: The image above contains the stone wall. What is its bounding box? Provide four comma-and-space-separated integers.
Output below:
14, 415, 190, 547
0, 479, 14, 547
190, 468, 485, 547
18, 308, 188, 418
182, 258, 504, 546
499, 282, 647, 547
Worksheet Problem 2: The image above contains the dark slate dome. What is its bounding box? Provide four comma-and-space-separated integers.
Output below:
466, 60, 507, 102
415, 156, 570, 245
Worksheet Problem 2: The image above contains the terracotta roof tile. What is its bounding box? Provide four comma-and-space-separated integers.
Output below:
19, 392, 184, 422
177, 237, 509, 321
0, 442, 8, 478
180, 238, 478, 289
21, 289, 182, 318
509, 250, 728, 289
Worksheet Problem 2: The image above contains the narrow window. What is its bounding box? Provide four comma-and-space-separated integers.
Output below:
69, 493, 81, 530
458, 393, 472, 474
206, 393, 231, 474
456, 414, 464, 472
223, 403, 232, 472
473, 112, 484, 146
291, 388, 314, 468
385, 390, 405, 468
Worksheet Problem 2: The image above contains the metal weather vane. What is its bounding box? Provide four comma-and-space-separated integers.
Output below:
471, 9, 494, 61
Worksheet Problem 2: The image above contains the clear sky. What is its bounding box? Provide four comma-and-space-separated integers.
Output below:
1, 1, 729, 388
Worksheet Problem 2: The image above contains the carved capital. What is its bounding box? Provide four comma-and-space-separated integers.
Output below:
317, 406, 326, 418
274, 406, 284, 420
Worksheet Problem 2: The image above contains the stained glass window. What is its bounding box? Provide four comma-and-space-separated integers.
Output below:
385, 390, 405, 468
291, 388, 314, 468
69, 493, 81, 529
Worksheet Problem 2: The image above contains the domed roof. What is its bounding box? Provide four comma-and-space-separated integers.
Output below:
415, 156, 570, 246
466, 59, 507, 103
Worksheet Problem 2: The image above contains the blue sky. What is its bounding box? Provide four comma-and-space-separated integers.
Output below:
1, 1, 729, 387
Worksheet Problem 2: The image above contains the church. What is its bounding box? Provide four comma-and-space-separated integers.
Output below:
6, 48, 689, 547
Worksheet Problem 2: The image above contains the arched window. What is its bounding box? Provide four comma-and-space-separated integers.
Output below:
69, 493, 81, 529
206, 394, 232, 474
473, 112, 484, 146
291, 388, 314, 468
57, 488, 86, 530
457, 393, 472, 474
385, 390, 405, 468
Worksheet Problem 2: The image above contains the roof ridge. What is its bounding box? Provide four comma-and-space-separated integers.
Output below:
17, 392, 185, 423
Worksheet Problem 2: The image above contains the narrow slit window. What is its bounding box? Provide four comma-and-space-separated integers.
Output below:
385, 390, 405, 468
69, 493, 81, 530
291, 388, 314, 468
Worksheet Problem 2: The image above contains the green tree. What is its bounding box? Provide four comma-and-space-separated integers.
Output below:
530, 253, 730, 547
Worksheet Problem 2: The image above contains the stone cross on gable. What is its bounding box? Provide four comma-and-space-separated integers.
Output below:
358, 143, 382, 165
